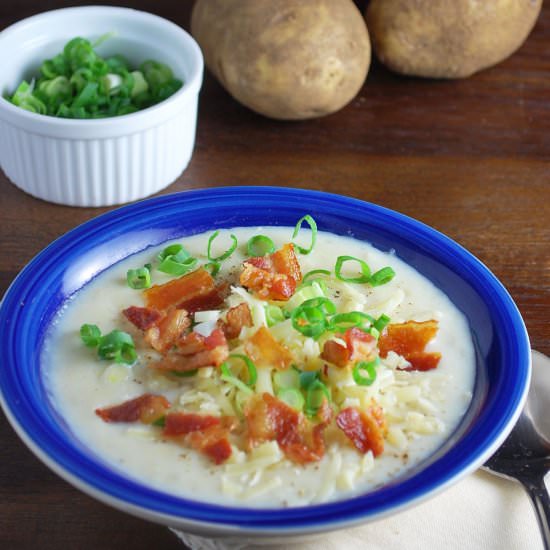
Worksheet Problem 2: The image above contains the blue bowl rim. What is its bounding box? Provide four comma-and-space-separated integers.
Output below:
0, 186, 531, 536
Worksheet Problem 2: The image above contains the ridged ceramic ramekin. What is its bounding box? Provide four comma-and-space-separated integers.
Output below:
0, 6, 203, 207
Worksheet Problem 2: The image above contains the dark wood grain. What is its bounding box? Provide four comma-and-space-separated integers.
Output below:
1, 1, 549, 549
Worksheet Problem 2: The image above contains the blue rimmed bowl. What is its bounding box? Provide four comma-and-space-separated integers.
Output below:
0, 187, 530, 541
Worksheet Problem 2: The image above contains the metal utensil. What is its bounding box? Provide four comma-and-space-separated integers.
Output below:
483, 349, 550, 549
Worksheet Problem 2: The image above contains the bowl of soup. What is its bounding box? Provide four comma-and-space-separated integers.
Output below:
0, 187, 530, 542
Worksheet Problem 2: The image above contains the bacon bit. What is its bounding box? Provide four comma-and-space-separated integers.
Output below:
162, 412, 236, 465
345, 327, 377, 361
143, 267, 225, 313
163, 412, 220, 436
245, 326, 293, 370
95, 394, 170, 424
203, 327, 227, 350
271, 243, 302, 284
144, 308, 190, 353
189, 425, 233, 465
336, 405, 386, 457
378, 320, 441, 371
244, 393, 331, 464
321, 328, 377, 368
123, 306, 162, 330
320, 339, 349, 368
149, 328, 229, 372
240, 243, 302, 301
221, 303, 253, 340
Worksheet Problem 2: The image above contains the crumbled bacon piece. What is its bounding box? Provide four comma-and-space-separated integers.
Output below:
143, 267, 226, 313
221, 303, 253, 339
163, 412, 221, 436
148, 328, 229, 372
240, 243, 302, 301
189, 425, 233, 465
245, 326, 293, 369
162, 412, 235, 465
321, 327, 377, 368
95, 394, 170, 424
144, 308, 190, 353
123, 306, 162, 330
336, 405, 386, 457
378, 320, 441, 371
244, 393, 331, 464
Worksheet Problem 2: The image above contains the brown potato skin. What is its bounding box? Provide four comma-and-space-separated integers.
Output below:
366, 0, 542, 79
191, 0, 370, 120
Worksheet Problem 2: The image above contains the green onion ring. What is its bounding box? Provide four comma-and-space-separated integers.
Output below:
305, 379, 331, 416
292, 214, 317, 255
126, 266, 151, 289
352, 357, 380, 386
220, 354, 258, 394
247, 235, 275, 257
204, 261, 221, 277
80, 323, 102, 348
370, 266, 396, 287
207, 230, 238, 262
276, 388, 305, 411
374, 314, 391, 332
97, 329, 137, 365
335, 255, 371, 283
291, 307, 326, 339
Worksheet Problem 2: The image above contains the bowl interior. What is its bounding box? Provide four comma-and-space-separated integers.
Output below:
0, 187, 530, 535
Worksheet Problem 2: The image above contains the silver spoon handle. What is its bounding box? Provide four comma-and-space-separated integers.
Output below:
524, 478, 550, 550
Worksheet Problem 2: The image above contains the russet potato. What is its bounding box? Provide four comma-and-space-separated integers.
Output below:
366, 0, 542, 78
191, 0, 370, 120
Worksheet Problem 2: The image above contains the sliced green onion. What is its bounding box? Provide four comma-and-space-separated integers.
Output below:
265, 305, 286, 327
335, 255, 371, 284
171, 369, 198, 378
157, 244, 197, 276
158, 255, 197, 276
374, 314, 391, 332
300, 297, 336, 316
220, 354, 257, 394
247, 235, 275, 257
299, 370, 320, 390
97, 330, 137, 365
352, 357, 380, 386
207, 230, 238, 262
291, 297, 336, 339
273, 368, 300, 389
329, 311, 375, 332
370, 267, 396, 287
80, 323, 102, 347
204, 261, 221, 277
291, 306, 327, 339
305, 379, 331, 416
126, 266, 151, 289
292, 214, 317, 255
157, 244, 189, 262
277, 388, 305, 411
152, 416, 166, 427
301, 269, 331, 285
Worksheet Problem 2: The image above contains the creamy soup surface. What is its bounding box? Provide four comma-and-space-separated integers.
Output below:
44, 226, 475, 507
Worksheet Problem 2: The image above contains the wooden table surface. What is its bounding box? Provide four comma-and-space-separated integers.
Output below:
1, 1, 549, 548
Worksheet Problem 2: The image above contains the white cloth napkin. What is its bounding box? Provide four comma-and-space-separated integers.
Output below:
172, 471, 545, 550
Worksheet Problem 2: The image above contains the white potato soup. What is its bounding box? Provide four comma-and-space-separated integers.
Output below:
44, 216, 475, 508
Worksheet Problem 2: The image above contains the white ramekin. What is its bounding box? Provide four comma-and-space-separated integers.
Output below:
0, 6, 203, 207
